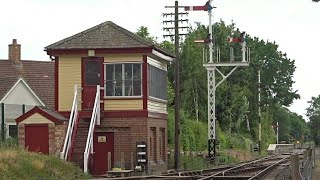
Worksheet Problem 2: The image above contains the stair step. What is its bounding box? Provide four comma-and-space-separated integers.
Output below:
76, 131, 89, 135
68, 117, 92, 169
74, 144, 86, 149
72, 148, 85, 153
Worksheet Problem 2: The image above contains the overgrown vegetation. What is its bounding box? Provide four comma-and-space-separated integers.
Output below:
0, 139, 90, 180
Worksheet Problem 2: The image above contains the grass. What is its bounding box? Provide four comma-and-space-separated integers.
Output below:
0, 139, 91, 180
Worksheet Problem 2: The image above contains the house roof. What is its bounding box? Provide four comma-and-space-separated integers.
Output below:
0, 78, 45, 106
45, 21, 175, 58
16, 106, 67, 125
0, 60, 54, 108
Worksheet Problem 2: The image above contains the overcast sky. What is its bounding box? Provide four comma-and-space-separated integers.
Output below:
0, 0, 319, 120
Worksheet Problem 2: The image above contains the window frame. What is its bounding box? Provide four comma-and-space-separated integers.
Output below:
104, 62, 143, 98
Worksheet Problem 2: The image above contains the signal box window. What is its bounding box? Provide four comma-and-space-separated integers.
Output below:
105, 63, 142, 97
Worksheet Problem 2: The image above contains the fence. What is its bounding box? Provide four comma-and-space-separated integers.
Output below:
0, 103, 34, 140
289, 148, 314, 180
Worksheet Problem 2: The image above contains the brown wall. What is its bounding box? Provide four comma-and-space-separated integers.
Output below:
55, 124, 67, 156
147, 118, 167, 174
99, 117, 167, 173
48, 124, 55, 155
18, 124, 25, 148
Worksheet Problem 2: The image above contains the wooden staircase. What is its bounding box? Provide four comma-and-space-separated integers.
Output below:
70, 118, 90, 168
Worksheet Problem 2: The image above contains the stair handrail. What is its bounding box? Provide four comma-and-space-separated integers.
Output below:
84, 85, 100, 173
60, 85, 78, 160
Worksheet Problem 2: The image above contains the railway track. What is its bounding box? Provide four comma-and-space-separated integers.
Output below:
104, 155, 290, 180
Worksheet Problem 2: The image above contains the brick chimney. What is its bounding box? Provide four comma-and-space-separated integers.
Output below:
8, 39, 21, 64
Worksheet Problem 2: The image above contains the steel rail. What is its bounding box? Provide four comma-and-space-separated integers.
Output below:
198, 155, 280, 180
248, 156, 290, 180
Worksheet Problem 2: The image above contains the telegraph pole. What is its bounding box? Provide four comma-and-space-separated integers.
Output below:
258, 70, 261, 154
163, 0, 188, 170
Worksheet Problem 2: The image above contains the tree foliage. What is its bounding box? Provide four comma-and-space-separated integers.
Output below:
306, 95, 320, 145
179, 20, 300, 141
135, 22, 310, 151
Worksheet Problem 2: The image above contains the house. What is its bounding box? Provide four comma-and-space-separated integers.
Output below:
0, 39, 54, 138
45, 21, 175, 175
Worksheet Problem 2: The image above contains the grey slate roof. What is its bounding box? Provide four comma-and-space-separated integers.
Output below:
45, 21, 175, 57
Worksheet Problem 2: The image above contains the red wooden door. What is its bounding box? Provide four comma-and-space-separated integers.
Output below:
91, 132, 114, 175
81, 57, 104, 111
25, 124, 49, 154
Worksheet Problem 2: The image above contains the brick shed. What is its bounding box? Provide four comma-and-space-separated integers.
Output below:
16, 106, 67, 155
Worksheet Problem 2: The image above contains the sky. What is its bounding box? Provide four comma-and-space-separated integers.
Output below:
0, 0, 319, 120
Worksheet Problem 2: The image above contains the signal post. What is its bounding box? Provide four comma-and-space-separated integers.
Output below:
185, 0, 250, 162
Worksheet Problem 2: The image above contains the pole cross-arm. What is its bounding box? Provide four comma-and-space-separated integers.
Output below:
215, 67, 238, 88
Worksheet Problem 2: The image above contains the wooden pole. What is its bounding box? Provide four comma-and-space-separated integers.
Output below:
290, 153, 302, 180
174, 0, 181, 171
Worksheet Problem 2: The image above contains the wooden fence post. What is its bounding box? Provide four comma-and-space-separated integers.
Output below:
291, 153, 302, 180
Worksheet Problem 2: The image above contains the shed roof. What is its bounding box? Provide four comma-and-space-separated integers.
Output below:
45, 21, 175, 58
16, 106, 67, 125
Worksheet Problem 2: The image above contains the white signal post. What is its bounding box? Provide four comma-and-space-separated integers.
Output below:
186, 0, 250, 162
277, 122, 279, 144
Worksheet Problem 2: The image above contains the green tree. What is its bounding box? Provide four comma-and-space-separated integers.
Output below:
135, 26, 156, 43
306, 95, 320, 145
272, 105, 292, 143
179, 21, 299, 140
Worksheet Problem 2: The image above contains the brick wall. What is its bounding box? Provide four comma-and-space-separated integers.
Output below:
100, 117, 148, 169
18, 124, 25, 148
147, 118, 167, 174
48, 124, 55, 155
55, 124, 67, 156
99, 116, 168, 174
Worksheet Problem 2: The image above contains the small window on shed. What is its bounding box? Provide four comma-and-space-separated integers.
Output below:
9, 125, 18, 138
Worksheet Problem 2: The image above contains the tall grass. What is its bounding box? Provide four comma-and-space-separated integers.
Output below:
0, 139, 90, 180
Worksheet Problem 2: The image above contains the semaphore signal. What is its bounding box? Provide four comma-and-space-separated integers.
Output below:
185, 0, 251, 164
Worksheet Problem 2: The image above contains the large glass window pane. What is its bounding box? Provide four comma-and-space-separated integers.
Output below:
125, 64, 133, 96
149, 65, 167, 100
105, 63, 142, 97
133, 64, 141, 96
106, 65, 114, 96
115, 64, 122, 96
